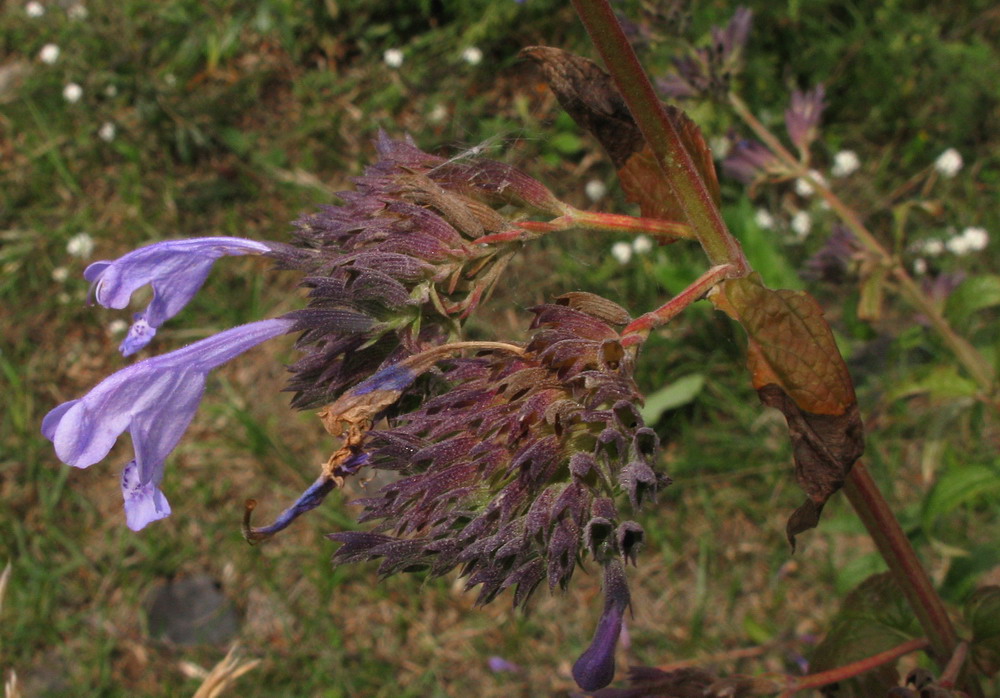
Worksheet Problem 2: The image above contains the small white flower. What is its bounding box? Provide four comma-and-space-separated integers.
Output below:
383, 49, 404, 69
632, 235, 653, 254
98, 121, 116, 142
610, 241, 633, 265
51, 266, 69, 282
104, 84, 119, 97
66, 232, 94, 258
754, 208, 775, 230
108, 318, 129, 335
26, 1, 45, 17
791, 211, 812, 238
63, 82, 83, 103
163, 73, 177, 88
461, 47, 483, 66
584, 179, 607, 202
831, 150, 860, 178
912, 258, 928, 275
961, 226, 989, 251
921, 238, 945, 256
39, 43, 60, 65
946, 235, 972, 256
934, 148, 963, 178
67, 3, 87, 19
794, 169, 826, 197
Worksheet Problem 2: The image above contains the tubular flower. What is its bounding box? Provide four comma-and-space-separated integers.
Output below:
42, 318, 295, 530
272, 132, 565, 408
84, 237, 273, 355
326, 293, 669, 690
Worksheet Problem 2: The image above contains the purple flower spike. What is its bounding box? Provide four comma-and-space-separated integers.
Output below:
572, 560, 631, 691
84, 237, 272, 356
785, 84, 826, 153
42, 318, 294, 529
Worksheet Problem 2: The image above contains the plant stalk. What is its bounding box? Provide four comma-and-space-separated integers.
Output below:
778, 637, 930, 697
571, 0, 748, 275
841, 462, 962, 668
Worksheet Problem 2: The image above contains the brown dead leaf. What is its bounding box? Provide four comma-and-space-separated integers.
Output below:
712, 274, 864, 548
520, 46, 720, 225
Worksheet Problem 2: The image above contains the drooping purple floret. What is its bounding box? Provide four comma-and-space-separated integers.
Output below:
573, 560, 630, 691
84, 237, 273, 356
42, 318, 294, 530
785, 84, 826, 153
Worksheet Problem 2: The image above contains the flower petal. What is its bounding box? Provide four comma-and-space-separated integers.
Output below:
121, 460, 172, 531
84, 237, 272, 355
43, 318, 295, 527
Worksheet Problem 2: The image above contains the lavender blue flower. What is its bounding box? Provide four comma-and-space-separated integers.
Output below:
42, 318, 294, 530
84, 237, 272, 356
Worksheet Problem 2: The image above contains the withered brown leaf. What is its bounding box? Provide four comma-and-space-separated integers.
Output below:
521, 46, 721, 226
712, 274, 865, 548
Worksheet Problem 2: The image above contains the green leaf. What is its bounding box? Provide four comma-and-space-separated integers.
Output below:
810, 573, 923, 696
886, 364, 979, 403
964, 586, 1000, 675
921, 464, 1000, 533
640, 373, 705, 424
945, 274, 1000, 326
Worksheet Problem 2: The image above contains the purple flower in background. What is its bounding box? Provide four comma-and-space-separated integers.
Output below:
85, 237, 272, 356
657, 7, 753, 100
487, 656, 522, 673
42, 318, 294, 530
785, 84, 826, 153
723, 138, 779, 184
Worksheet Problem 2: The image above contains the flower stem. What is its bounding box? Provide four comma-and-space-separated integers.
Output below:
729, 93, 996, 393
841, 463, 956, 660
777, 637, 929, 697
623, 264, 735, 342
521, 207, 695, 240
571, 0, 748, 275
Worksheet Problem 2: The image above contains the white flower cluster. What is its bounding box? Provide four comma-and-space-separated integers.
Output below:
611, 235, 655, 265
66, 232, 94, 258
584, 179, 607, 202
934, 148, 963, 178
39, 43, 60, 64
831, 150, 860, 178
917, 226, 989, 258
461, 47, 483, 66
946, 226, 989, 255
794, 169, 826, 197
383, 49, 404, 69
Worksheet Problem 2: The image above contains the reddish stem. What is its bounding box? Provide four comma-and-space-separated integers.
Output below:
778, 637, 930, 697
623, 264, 734, 342
571, 0, 748, 274
842, 462, 960, 664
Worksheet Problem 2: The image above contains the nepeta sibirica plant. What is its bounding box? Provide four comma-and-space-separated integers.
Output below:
40, 0, 997, 693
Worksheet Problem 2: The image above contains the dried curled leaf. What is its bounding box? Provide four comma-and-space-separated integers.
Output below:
712, 274, 864, 547
521, 46, 720, 227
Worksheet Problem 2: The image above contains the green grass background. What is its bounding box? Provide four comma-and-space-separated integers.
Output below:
2, 0, 999, 694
